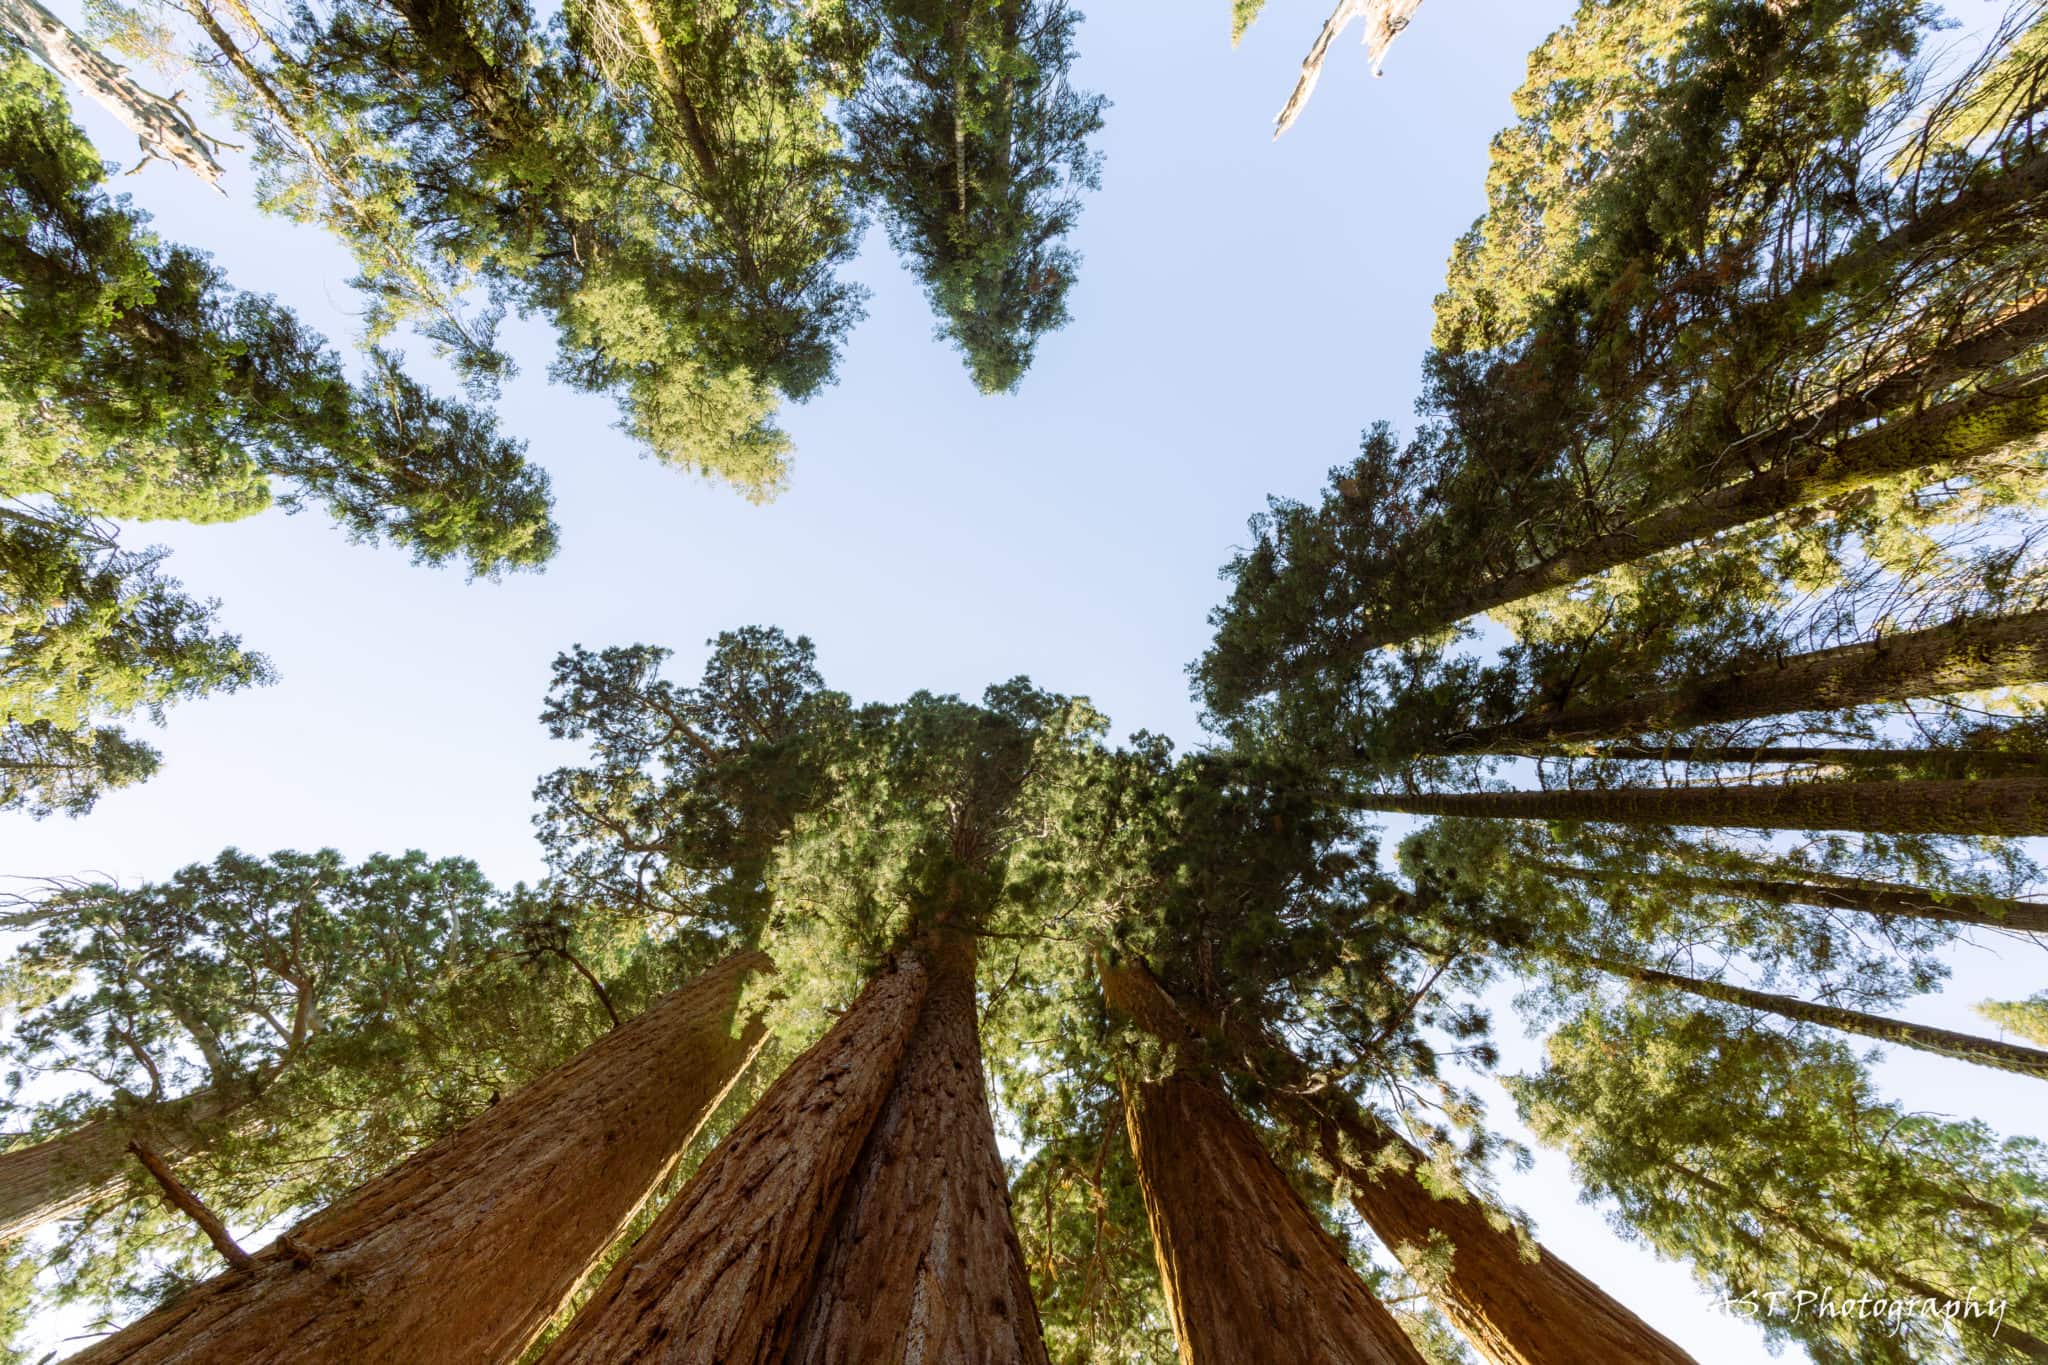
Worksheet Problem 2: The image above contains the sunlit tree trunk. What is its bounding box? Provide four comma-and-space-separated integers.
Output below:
1504, 742, 2048, 781
1437, 609, 2048, 754
73, 950, 772, 1365
1100, 955, 1428, 1365
538, 955, 927, 1365
0, 1078, 260, 1248
785, 931, 1048, 1363
1568, 950, 2048, 1082
1306, 1099, 1695, 1365
1352, 777, 2048, 836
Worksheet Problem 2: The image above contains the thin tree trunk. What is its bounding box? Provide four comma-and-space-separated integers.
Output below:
785, 931, 1049, 1364
0, 0, 226, 183
73, 950, 773, 1365
1543, 862, 2048, 934
0, 1079, 258, 1248
1304, 1100, 1694, 1365
1507, 742, 2048, 780
538, 954, 928, 1365
1437, 609, 2048, 754
1663, 1158, 2048, 1362
127, 1141, 252, 1271
1100, 955, 1429, 1365
1352, 777, 2048, 836
1571, 950, 2048, 1082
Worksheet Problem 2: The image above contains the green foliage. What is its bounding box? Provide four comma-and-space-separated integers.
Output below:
848, 0, 1106, 393
1979, 991, 2048, 1046
1514, 995, 2048, 1363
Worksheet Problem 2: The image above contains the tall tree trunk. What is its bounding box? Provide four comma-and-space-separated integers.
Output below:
1543, 862, 2048, 934
1100, 955, 1429, 1365
785, 931, 1049, 1364
1437, 609, 2048, 754
0, 0, 226, 183
0, 1078, 259, 1248
72, 950, 773, 1365
1304, 1099, 1694, 1365
1161, 977, 1692, 1365
538, 954, 928, 1365
1352, 777, 2048, 836
1507, 742, 2048, 780
1569, 950, 2048, 1082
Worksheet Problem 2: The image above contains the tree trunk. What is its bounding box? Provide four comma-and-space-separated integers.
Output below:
1508, 742, 2048, 780
1438, 609, 2048, 753
785, 931, 1049, 1364
1305, 1100, 1695, 1365
0, 1079, 257, 1248
72, 950, 773, 1365
1164, 978, 1693, 1365
0, 0, 225, 184
538, 954, 928, 1365
1544, 862, 2048, 934
1100, 955, 1428, 1365
1274, 0, 1427, 138
1572, 950, 2048, 1082
1352, 777, 2048, 836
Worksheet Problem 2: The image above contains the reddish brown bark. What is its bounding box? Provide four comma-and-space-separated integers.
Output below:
73, 949, 772, 1365
785, 932, 1049, 1364
539, 954, 929, 1365
1306, 1104, 1694, 1365
1101, 956, 1428, 1365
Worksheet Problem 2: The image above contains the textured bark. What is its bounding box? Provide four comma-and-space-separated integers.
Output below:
0, 0, 225, 183
785, 932, 1049, 1365
1306, 1101, 1694, 1365
0, 1080, 257, 1248
1544, 862, 2048, 934
1273, 0, 1426, 137
1575, 951, 2048, 1082
1439, 609, 2048, 753
1353, 776, 2048, 836
73, 950, 772, 1365
1101, 957, 1428, 1365
539, 956, 928, 1365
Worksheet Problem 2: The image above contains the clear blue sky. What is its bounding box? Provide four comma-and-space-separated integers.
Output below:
8, 2, 2042, 1360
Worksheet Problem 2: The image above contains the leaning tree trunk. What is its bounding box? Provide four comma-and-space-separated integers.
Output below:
1436, 609, 2048, 754
1507, 742, 2048, 780
1352, 777, 2048, 836
1302, 1097, 1695, 1365
538, 954, 928, 1365
1570, 950, 2048, 1082
1167, 980, 1693, 1365
72, 950, 773, 1365
785, 931, 1049, 1363
0, 1077, 261, 1248
1543, 862, 2048, 934
0, 0, 225, 183
1100, 955, 1429, 1365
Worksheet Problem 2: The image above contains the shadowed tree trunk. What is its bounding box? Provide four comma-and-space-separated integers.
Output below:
0, 1078, 263, 1248
1543, 862, 2048, 934
538, 954, 928, 1365
72, 949, 773, 1365
1100, 955, 1429, 1365
1504, 742, 2048, 780
1437, 609, 2048, 754
1351, 777, 2048, 836
785, 930, 1049, 1364
1568, 950, 2048, 1082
